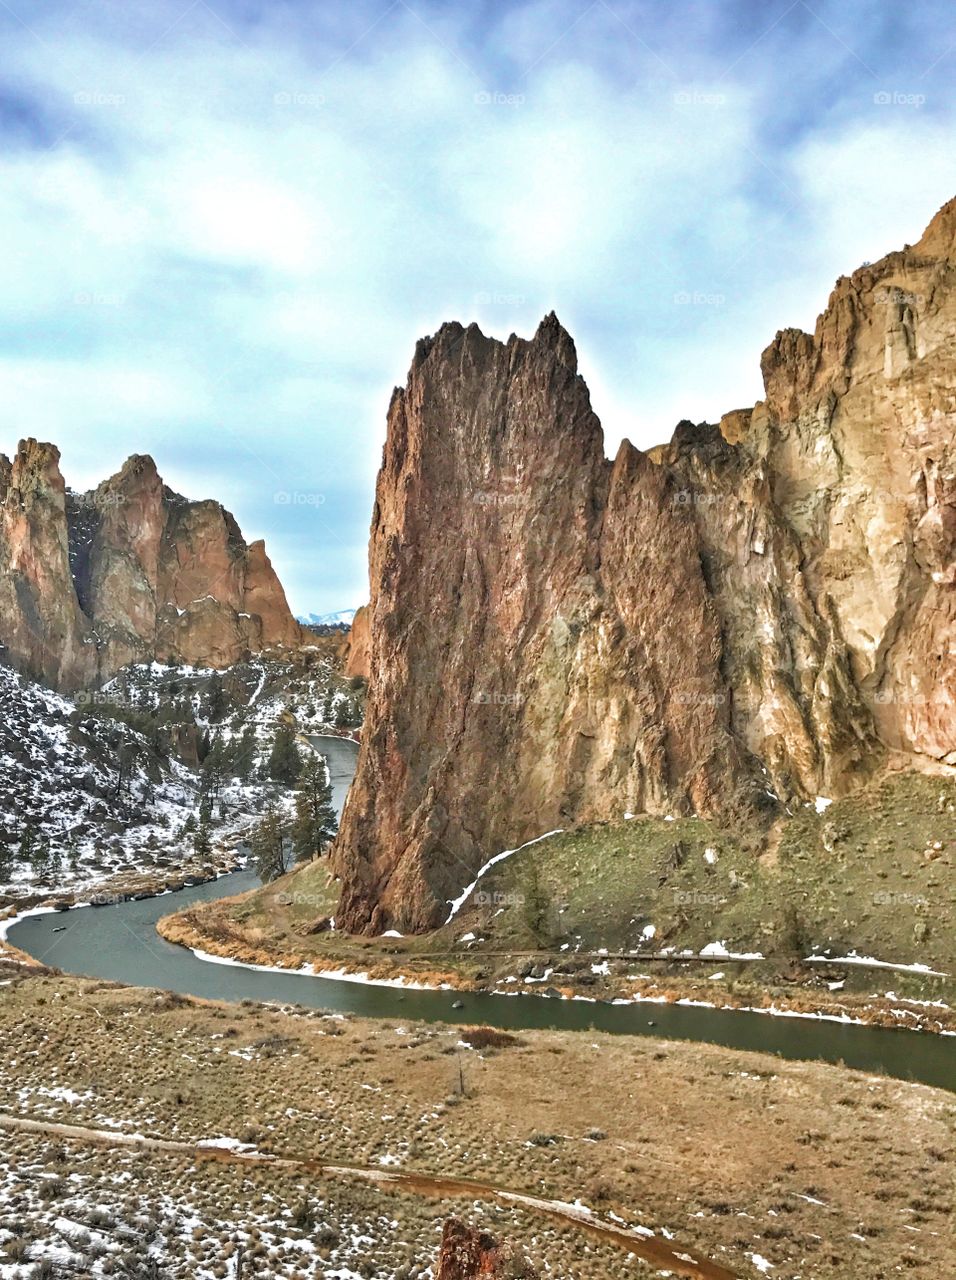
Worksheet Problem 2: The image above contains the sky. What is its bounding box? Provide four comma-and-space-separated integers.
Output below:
1, 1, 954, 614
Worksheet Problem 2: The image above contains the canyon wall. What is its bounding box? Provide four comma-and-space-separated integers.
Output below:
334, 197, 956, 934
0, 445, 303, 690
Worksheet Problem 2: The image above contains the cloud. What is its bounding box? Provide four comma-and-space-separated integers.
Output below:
0, 0, 954, 610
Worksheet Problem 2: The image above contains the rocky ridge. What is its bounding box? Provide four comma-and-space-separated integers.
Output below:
0, 446, 303, 690
334, 197, 956, 933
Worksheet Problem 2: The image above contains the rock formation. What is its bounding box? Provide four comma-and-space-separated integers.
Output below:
435, 1219, 538, 1280
334, 196, 956, 934
0, 445, 303, 690
341, 604, 371, 679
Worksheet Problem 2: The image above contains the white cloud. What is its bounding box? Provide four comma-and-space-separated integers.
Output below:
0, 1, 954, 609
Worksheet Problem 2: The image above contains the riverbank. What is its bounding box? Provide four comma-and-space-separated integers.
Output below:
1, 960, 952, 1279
0, 848, 245, 967
158, 888, 956, 1036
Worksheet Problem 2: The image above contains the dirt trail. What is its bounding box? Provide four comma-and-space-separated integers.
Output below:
0, 1112, 738, 1279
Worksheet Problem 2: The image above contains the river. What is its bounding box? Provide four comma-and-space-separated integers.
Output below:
8, 736, 954, 1092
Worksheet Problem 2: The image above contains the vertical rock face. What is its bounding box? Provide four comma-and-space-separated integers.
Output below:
1, 444, 303, 688
342, 604, 371, 679
335, 197, 956, 934
0, 441, 95, 689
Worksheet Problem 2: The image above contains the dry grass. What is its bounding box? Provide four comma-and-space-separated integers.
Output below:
0, 963, 953, 1278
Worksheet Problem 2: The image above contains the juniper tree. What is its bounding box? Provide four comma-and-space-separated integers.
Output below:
252, 806, 287, 882
267, 724, 302, 786
291, 753, 338, 863
234, 727, 257, 781
193, 818, 212, 859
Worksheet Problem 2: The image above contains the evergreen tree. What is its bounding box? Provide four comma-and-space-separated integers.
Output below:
334, 697, 351, 730
267, 724, 302, 785
18, 823, 35, 870
321, 688, 334, 722
291, 754, 338, 863
252, 806, 287, 882
0, 840, 12, 884
31, 833, 51, 879
206, 672, 227, 723
202, 734, 225, 798
235, 727, 257, 781
46, 843, 63, 880
193, 818, 212, 859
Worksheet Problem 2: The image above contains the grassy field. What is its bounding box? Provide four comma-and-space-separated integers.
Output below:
173, 769, 955, 1022
0, 962, 952, 1278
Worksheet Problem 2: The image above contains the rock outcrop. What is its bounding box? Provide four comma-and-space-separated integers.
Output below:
0, 446, 303, 689
334, 197, 956, 934
435, 1219, 538, 1280
341, 604, 371, 679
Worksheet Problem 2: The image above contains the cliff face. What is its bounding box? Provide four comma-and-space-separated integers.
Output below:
0, 446, 303, 689
334, 197, 956, 934
341, 604, 371, 679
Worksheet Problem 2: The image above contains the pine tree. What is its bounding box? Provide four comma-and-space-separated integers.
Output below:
291, 754, 338, 864
334, 697, 351, 729
252, 806, 287, 882
267, 724, 302, 785
321, 688, 334, 722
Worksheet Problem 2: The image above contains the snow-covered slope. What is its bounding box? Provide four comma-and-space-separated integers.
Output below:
297, 609, 357, 627
0, 653, 366, 900
0, 664, 197, 894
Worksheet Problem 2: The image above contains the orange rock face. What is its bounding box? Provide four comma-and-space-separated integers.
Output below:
334, 197, 956, 934
342, 604, 371, 679
435, 1219, 538, 1280
0, 446, 303, 689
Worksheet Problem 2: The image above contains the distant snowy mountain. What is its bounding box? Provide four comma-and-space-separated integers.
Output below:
297, 609, 357, 627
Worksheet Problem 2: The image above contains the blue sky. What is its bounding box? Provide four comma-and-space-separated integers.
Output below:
1, 0, 954, 613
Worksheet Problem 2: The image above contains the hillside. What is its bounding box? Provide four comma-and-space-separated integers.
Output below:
0, 652, 365, 903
